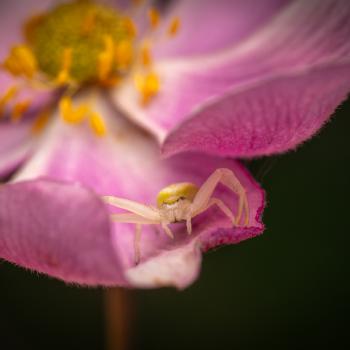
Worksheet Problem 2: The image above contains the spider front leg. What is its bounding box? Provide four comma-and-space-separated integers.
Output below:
104, 197, 174, 238
191, 168, 249, 226
103, 196, 161, 221
111, 212, 162, 264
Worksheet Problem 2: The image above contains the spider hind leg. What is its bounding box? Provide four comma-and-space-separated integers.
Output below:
191, 168, 249, 226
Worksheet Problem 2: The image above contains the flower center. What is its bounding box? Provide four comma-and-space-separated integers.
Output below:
1, 0, 182, 135
28, 0, 135, 85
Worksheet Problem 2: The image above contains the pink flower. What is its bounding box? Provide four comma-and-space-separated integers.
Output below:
0, 0, 349, 289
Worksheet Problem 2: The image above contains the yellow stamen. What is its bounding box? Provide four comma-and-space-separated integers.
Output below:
11, 99, 31, 122
98, 35, 115, 82
71, 104, 90, 124
141, 44, 152, 67
168, 17, 180, 36
134, 72, 160, 105
148, 8, 160, 29
123, 17, 137, 38
115, 40, 133, 70
0, 86, 19, 117
2, 45, 37, 79
27, 1, 136, 83
59, 96, 72, 120
89, 112, 106, 136
59, 96, 89, 124
56, 48, 73, 85
32, 109, 51, 134
59, 96, 106, 136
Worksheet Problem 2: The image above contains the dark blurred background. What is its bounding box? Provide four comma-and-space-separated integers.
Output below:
1, 97, 349, 350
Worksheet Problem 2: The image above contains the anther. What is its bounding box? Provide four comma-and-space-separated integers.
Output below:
11, 99, 31, 122
2, 45, 37, 79
59, 96, 86, 124
59, 96, 89, 124
89, 112, 106, 136
123, 17, 137, 38
115, 40, 133, 70
56, 48, 73, 85
168, 17, 180, 36
98, 35, 115, 82
70, 104, 90, 124
0, 86, 19, 117
32, 109, 51, 134
141, 44, 152, 67
134, 72, 160, 105
59, 96, 72, 121
148, 8, 160, 29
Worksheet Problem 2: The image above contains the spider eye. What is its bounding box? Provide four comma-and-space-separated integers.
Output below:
157, 182, 198, 208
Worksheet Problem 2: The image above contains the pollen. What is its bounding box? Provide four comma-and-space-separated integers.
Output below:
59, 96, 73, 122
98, 35, 115, 82
134, 72, 160, 105
32, 109, 51, 134
59, 96, 89, 124
11, 99, 31, 122
115, 40, 133, 70
148, 8, 160, 29
123, 17, 137, 38
168, 17, 181, 36
141, 44, 152, 67
89, 112, 106, 136
30, 1, 136, 84
59, 95, 106, 136
2, 45, 37, 79
71, 103, 90, 124
56, 48, 73, 85
0, 86, 19, 117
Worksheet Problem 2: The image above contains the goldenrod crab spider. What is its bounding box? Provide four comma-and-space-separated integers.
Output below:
102, 168, 249, 264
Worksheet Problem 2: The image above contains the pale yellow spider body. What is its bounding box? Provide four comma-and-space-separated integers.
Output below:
102, 168, 249, 263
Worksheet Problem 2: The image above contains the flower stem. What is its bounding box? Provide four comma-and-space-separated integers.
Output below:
104, 288, 134, 350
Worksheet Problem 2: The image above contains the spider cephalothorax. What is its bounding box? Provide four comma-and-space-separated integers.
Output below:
103, 168, 249, 263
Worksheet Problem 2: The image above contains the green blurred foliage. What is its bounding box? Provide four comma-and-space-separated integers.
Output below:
1, 97, 349, 350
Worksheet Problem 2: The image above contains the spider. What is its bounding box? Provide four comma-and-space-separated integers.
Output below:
102, 168, 249, 264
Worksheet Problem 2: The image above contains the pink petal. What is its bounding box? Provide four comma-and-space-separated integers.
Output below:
126, 241, 202, 290
10, 94, 264, 288
162, 64, 350, 157
113, 0, 350, 157
0, 179, 126, 285
0, 122, 34, 178
153, 0, 291, 59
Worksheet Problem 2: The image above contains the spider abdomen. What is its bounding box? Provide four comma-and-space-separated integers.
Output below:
156, 182, 198, 208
